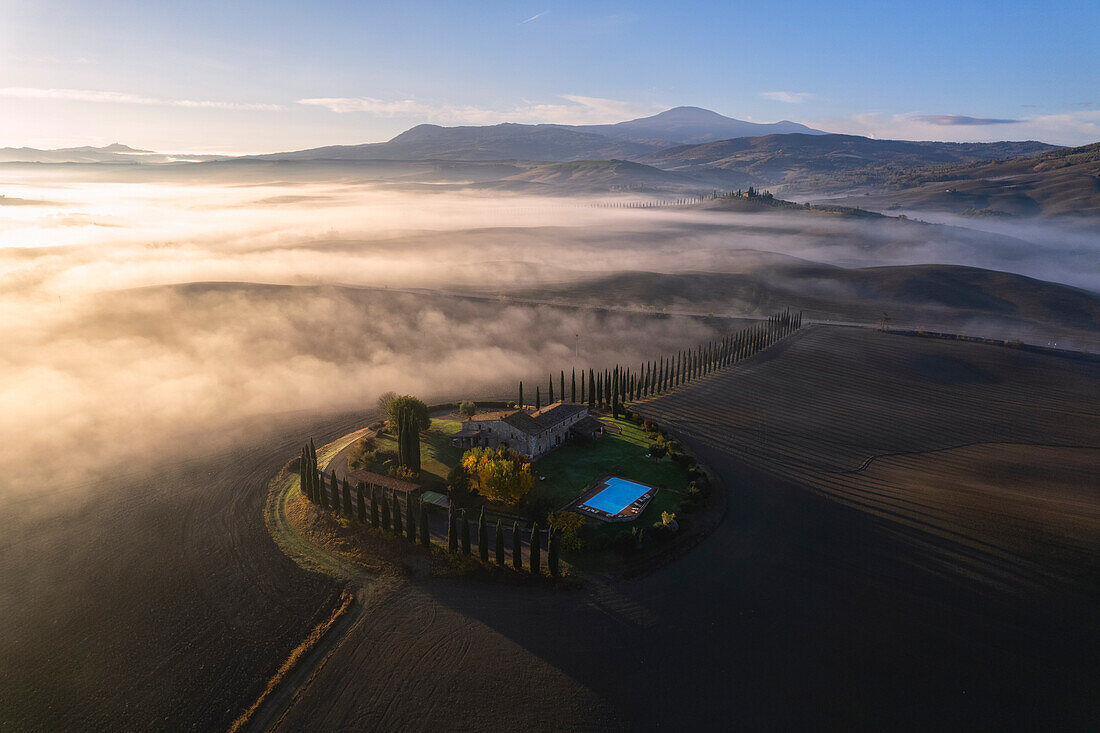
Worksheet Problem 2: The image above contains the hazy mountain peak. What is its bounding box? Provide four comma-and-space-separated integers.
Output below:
580, 106, 828, 145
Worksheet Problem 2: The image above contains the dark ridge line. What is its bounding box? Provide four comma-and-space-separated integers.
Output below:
888, 329, 1100, 362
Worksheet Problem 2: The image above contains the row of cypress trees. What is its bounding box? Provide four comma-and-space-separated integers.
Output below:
446, 504, 561, 577
517, 309, 802, 415
298, 447, 560, 576
298, 447, 432, 548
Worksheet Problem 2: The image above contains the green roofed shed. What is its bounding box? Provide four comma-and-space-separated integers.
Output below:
420, 491, 450, 508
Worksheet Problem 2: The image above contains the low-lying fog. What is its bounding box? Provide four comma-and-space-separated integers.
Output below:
2, 166, 1097, 506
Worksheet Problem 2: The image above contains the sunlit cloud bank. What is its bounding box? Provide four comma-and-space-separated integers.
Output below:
1, 169, 1096, 507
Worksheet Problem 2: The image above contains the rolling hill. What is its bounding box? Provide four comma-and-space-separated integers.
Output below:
637, 134, 1061, 192
508, 262, 1100, 346
490, 159, 711, 192
822, 141, 1100, 217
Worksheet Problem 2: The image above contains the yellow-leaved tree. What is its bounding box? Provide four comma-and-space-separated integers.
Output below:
461, 446, 534, 504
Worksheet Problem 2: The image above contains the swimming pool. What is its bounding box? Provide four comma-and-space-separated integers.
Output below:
581, 477, 653, 515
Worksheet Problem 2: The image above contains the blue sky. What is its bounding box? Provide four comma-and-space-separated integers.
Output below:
1, 0, 1097, 151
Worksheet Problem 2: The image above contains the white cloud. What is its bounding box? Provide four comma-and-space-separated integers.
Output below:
815, 110, 1100, 146
520, 10, 549, 24
0, 87, 282, 111
760, 91, 814, 104
297, 94, 661, 125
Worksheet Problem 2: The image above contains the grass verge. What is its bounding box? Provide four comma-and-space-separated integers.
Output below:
227, 589, 355, 733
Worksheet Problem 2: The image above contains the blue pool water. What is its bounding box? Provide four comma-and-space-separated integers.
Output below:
582, 477, 651, 515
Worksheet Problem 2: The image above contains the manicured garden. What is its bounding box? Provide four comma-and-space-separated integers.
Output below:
353, 418, 462, 488
337, 408, 707, 570
532, 417, 688, 521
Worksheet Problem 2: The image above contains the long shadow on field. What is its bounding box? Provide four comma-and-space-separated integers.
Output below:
0, 410, 374, 731
417, 438, 1098, 730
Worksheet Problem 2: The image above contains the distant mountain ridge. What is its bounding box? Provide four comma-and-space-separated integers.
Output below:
250, 106, 829, 162
572, 106, 825, 145
0, 143, 217, 164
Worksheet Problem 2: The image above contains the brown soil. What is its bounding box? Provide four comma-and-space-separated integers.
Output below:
273, 325, 1098, 730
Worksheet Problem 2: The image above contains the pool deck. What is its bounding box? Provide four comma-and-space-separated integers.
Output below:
569, 474, 659, 523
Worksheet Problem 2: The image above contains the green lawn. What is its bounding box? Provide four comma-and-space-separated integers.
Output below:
532, 417, 689, 526
374, 418, 462, 487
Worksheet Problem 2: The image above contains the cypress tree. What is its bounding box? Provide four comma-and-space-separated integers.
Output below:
612, 368, 620, 419
548, 374, 554, 404
587, 369, 595, 408
357, 482, 366, 522
319, 471, 329, 509
407, 418, 422, 475
512, 522, 522, 570
396, 406, 408, 468
330, 470, 340, 512
460, 510, 471, 556
342, 477, 352, 516
596, 372, 603, 406
535, 386, 541, 411
298, 448, 305, 495
447, 502, 458, 552
478, 509, 488, 562
571, 368, 576, 403
518, 381, 523, 409
380, 490, 391, 531
580, 369, 586, 404
298, 449, 308, 501
419, 500, 431, 548
530, 523, 541, 575
305, 466, 312, 504
393, 490, 404, 535
370, 485, 379, 528
309, 438, 317, 466
406, 491, 416, 543
495, 519, 504, 565
548, 530, 560, 578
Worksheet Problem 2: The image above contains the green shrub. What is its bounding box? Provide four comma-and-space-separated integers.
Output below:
548, 511, 585, 551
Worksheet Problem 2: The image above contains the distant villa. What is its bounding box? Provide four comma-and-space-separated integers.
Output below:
451, 402, 605, 458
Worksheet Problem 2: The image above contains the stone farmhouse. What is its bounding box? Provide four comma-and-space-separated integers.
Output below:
451, 402, 604, 459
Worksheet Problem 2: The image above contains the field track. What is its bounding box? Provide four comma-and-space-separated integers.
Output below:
0, 412, 372, 731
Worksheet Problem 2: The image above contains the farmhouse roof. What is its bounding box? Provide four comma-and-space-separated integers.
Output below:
569, 415, 606, 435
467, 408, 543, 437
465, 402, 587, 438
531, 402, 587, 427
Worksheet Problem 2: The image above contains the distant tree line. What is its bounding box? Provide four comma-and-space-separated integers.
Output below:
517, 309, 802, 415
